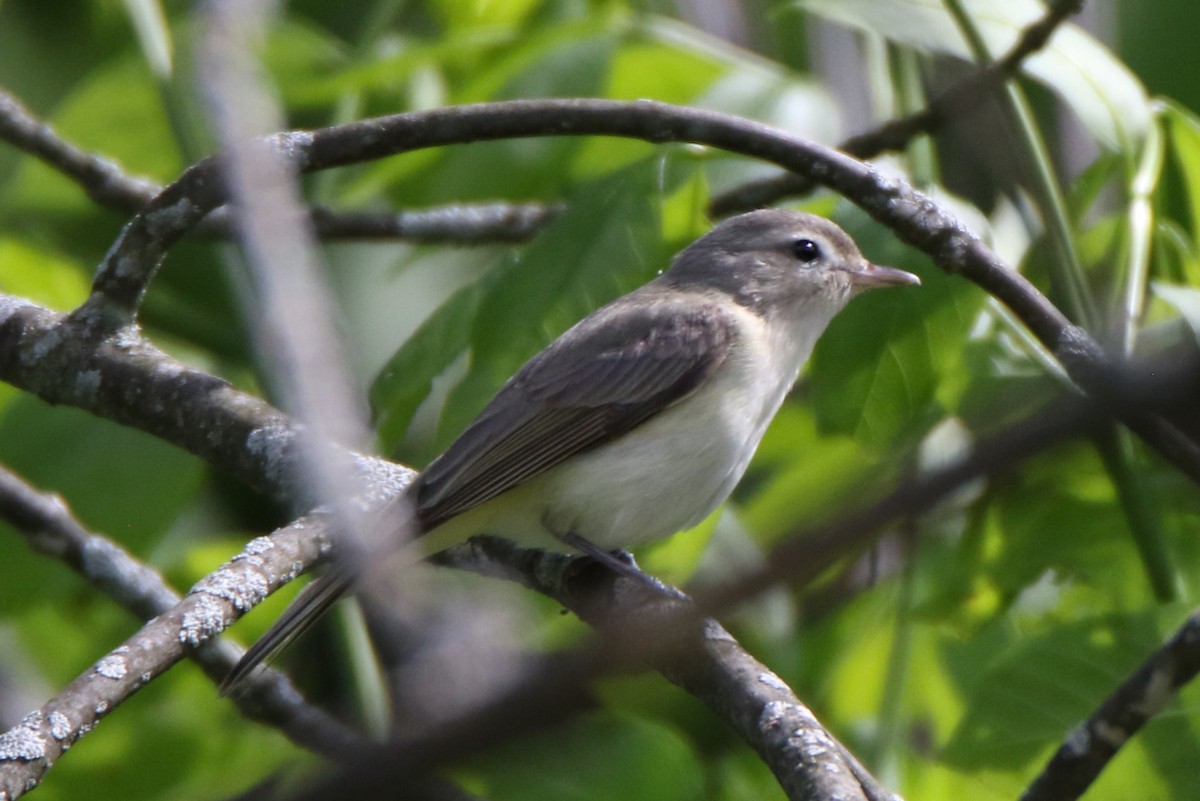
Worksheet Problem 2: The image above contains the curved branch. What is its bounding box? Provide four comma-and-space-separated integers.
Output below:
73, 100, 1062, 339
0, 512, 344, 799
435, 538, 897, 801
70, 98, 1200, 484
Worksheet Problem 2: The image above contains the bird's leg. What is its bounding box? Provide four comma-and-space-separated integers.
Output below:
557, 532, 685, 601
559, 531, 641, 576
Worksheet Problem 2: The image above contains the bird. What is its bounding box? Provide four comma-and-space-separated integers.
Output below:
221, 209, 919, 692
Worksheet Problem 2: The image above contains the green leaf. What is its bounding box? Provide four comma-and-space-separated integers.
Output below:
809, 206, 982, 449
428, 0, 543, 34
795, 0, 1150, 152
1152, 282, 1200, 343
1161, 100, 1200, 244
340, 30, 619, 208
0, 236, 91, 310
0, 399, 204, 611
5, 56, 182, 215
739, 405, 878, 543
942, 609, 1194, 781
984, 445, 1154, 611
120, 0, 173, 79
462, 713, 704, 801
371, 277, 489, 455
266, 18, 349, 111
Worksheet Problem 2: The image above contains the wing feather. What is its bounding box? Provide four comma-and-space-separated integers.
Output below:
416, 295, 734, 530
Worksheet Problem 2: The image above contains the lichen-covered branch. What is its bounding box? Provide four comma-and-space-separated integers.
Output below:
0, 513, 346, 799
0, 293, 411, 505
0, 467, 365, 769
435, 538, 899, 801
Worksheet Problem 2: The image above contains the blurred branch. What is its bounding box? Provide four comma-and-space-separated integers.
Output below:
198, 0, 374, 602
709, 0, 1085, 215
0, 511, 347, 799
0, 86, 554, 244
0, 86, 161, 210
0, 466, 364, 766
1020, 609, 1200, 801
301, 202, 558, 243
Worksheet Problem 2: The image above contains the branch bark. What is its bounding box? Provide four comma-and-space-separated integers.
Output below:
0, 293, 412, 505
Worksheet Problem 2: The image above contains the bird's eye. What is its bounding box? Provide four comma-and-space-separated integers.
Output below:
791, 238, 821, 263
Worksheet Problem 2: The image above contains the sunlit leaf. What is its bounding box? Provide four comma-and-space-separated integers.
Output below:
795, 0, 1150, 152
1161, 100, 1200, 243
0, 236, 91, 310
943, 608, 1196, 788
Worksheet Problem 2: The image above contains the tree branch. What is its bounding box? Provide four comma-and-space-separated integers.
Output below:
1020, 609, 1200, 801
0, 86, 554, 245
0, 293, 412, 505
709, 0, 1086, 215
0, 511, 348, 799
434, 538, 899, 801
0, 466, 364, 766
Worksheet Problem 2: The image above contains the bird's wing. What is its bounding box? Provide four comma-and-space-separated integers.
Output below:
416, 296, 735, 529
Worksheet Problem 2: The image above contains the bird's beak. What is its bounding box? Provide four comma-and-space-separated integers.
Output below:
848, 262, 921, 290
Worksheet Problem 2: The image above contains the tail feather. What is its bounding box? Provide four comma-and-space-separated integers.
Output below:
219, 568, 353, 696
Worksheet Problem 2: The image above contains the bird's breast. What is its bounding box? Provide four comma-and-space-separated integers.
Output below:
530, 304, 816, 550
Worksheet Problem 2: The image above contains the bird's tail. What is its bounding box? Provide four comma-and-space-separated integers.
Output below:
219, 490, 426, 696
219, 566, 354, 696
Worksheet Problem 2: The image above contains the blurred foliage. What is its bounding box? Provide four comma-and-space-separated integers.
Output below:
1, 1, 1200, 800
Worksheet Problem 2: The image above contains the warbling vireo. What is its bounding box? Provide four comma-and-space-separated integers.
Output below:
224, 209, 919, 690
